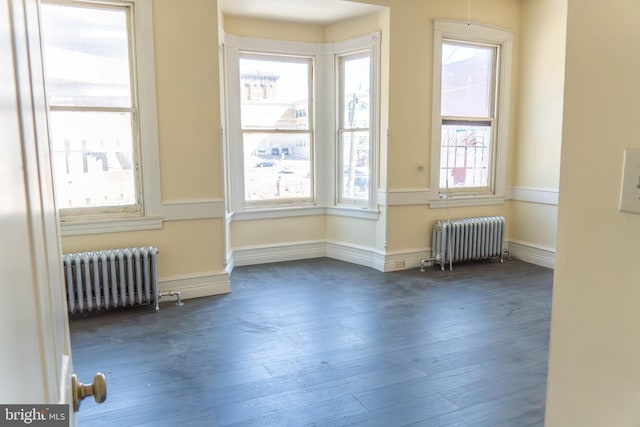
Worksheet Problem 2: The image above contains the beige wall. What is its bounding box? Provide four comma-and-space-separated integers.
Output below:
508, 0, 566, 258
230, 216, 326, 248
60, 0, 226, 287
154, 0, 223, 201
516, 0, 565, 189
326, 216, 377, 249
510, 201, 558, 250
546, 0, 640, 424
223, 15, 325, 43
324, 12, 382, 42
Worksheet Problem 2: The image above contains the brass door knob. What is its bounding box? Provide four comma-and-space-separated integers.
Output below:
71, 373, 107, 412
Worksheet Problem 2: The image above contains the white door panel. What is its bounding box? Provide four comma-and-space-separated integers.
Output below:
0, 0, 75, 422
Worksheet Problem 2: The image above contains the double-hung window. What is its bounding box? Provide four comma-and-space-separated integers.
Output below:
337, 52, 371, 205
431, 21, 512, 202
41, 1, 138, 214
40, 0, 159, 226
239, 54, 313, 205
334, 33, 379, 210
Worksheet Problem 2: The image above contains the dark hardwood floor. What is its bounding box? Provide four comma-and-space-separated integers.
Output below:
70, 258, 552, 427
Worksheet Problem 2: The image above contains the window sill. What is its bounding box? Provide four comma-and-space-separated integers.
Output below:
428, 194, 506, 209
60, 215, 164, 237
231, 205, 379, 221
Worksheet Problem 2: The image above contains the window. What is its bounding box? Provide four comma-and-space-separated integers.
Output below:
431, 21, 512, 202
40, 0, 160, 227
239, 54, 313, 205
224, 33, 379, 218
338, 52, 371, 205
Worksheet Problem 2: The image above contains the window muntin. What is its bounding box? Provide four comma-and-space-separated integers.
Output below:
439, 40, 497, 193
239, 55, 313, 205
41, 1, 141, 215
338, 53, 371, 204
48, 111, 136, 209
440, 123, 491, 189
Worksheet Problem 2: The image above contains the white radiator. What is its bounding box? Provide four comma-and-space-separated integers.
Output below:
432, 216, 505, 270
63, 246, 159, 314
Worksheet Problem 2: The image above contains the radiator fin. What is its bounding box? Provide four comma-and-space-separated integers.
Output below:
63, 246, 159, 314
432, 216, 504, 270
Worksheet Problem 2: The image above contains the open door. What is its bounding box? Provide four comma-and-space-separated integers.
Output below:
0, 0, 105, 424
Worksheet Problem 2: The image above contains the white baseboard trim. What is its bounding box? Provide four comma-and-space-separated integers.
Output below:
381, 247, 431, 271
232, 241, 432, 273
158, 271, 231, 300
508, 240, 555, 269
325, 241, 385, 271
233, 241, 326, 267
231, 239, 556, 273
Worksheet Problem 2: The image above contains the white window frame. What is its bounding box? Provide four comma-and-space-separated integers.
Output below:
224, 36, 322, 216
429, 20, 512, 208
41, 0, 161, 235
223, 32, 380, 220
239, 52, 315, 208
333, 33, 380, 210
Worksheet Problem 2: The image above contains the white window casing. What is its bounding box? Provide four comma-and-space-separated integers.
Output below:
42, 0, 162, 235
334, 33, 380, 210
429, 20, 512, 208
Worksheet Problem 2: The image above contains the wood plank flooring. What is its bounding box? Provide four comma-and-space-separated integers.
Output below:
70, 258, 552, 426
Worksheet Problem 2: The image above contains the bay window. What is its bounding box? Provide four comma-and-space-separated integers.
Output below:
224, 32, 380, 217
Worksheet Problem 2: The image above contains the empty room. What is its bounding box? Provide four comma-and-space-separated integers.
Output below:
2, 0, 639, 426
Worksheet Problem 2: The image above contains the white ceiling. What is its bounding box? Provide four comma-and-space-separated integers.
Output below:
219, 0, 385, 25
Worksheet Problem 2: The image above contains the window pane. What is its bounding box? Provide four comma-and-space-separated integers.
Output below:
240, 57, 310, 130
49, 111, 136, 209
441, 42, 493, 118
440, 124, 491, 189
243, 132, 311, 201
40, 4, 132, 108
342, 56, 370, 129
340, 131, 370, 201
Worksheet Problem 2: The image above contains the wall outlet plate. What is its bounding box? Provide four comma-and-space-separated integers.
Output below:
619, 148, 640, 214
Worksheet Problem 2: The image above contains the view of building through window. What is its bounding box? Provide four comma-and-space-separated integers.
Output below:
339, 54, 370, 203
41, 2, 139, 211
240, 56, 312, 203
440, 41, 496, 191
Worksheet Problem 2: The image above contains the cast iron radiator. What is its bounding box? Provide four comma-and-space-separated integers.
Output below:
63, 246, 159, 314
432, 216, 505, 271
